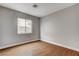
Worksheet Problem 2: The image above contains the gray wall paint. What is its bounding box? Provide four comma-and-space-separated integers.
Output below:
41, 4, 79, 50
0, 6, 40, 47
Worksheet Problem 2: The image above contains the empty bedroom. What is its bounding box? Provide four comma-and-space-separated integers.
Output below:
0, 3, 79, 56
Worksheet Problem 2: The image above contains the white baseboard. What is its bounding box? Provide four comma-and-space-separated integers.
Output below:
1, 39, 79, 52
41, 39, 79, 52
0, 39, 39, 49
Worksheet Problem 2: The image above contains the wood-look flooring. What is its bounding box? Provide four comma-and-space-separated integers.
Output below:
0, 40, 79, 56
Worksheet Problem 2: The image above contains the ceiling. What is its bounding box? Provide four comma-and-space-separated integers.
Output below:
0, 3, 76, 17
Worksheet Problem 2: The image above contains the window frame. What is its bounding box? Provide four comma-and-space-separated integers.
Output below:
17, 17, 32, 34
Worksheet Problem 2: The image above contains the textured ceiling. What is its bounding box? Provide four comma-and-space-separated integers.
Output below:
0, 3, 76, 17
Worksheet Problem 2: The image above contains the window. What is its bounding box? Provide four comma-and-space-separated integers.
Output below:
17, 18, 32, 34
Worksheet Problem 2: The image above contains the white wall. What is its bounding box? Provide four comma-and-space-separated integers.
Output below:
41, 4, 79, 51
0, 6, 40, 48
